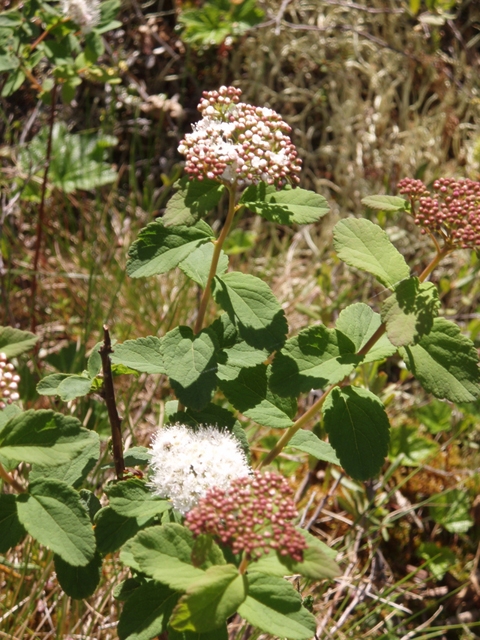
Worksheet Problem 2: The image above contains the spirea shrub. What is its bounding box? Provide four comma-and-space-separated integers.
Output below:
1, 84, 479, 640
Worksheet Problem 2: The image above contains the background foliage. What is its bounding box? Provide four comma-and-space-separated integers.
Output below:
0, 0, 479, 638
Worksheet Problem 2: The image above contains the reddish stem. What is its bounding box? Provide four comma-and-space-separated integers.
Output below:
30, 83, 57, 333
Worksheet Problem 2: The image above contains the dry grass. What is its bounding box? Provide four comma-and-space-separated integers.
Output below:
1, 0, 480, 638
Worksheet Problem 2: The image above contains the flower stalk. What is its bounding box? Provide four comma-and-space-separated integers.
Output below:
194, 183, 239, 334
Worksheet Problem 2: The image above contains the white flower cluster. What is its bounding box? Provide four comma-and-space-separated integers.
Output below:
178, 86, 302, 188
0, 353, 20, 410
148, 424, 251, 514
61, 0, 101, 33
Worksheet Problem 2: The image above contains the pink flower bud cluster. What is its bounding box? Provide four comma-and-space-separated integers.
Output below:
397, 178, 430, 199
185, 471, 307, 563
398, 177, 480, 249
0, 353, 20, 409
178, 86, 302, 188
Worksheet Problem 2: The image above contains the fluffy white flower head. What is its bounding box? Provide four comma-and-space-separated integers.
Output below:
61, 0, 101, 33
149, 424, 251, 514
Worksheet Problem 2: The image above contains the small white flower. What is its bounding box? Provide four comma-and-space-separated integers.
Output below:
61, 0, 101, 33
148, 424, 251, 514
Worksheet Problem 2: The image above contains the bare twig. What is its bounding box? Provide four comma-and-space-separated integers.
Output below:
99, 325, 125, 480
274, 0, 293, 35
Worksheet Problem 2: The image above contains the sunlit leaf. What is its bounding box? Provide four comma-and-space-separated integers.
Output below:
241, 184, 329, 225
333, 218, 410, 289
401, 318, 480, 402
127, 220, 214, 278
16, 479, 96, 566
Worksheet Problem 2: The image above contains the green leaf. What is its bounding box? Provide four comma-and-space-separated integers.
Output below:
0, 10, 23, 26
120, 524, 206, 591
178, 0, 263, 47
18, 123, 117, 192
269, 325, 361, 397
84, 31, 104, 62
127, 220, 214, 278
0, 53, 19, 71
0, 410, 95, 467
190, 534, 226, 569
16, 479, 96, 566
417, 542, 456, 581
429, 489, 473, 533
361, 195, 407, 212
287, 430, 340, 465
97, 0, 121, 29
167, 402, 236, 430
219, 364, 295, 429
179, 242, 228, 288
163, 177, 225, 227
238, 573, 316, 640
36, 373, 93, 400
241, 184, 330, 225
389, 424, 439, 466
110, 336, 165, 374
79, 489, 102, 521
170, 565, 247, 633
87, 342, 102, 378
42, 39, 75, 65
254, 529, 339, 580
118, 582, 178, 640
106, 478, 171, 519
113, 577, 141, 601
0, 326, 38, 357
212, 272, 288, 352
54, 552, 102, 599
333, 218, 410, 289
124, 446, 150, 466
323, 386, 390, 480
29, 429, 100, 487
335, 303, 397, 363
168, 627, 228, 640
381, 279, 439, 347
163, 326, 218, 411
95, 507, 145, 554
217, 341, 269, 381
0, 494, 26, 552
1, 68, 25, 96
0, 403, 21, 435
401, 318, 480, 402
414, 400, 452, 434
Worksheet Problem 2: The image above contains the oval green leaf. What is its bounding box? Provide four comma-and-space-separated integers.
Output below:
333, 218, 410, 289
16, 479, 96, 566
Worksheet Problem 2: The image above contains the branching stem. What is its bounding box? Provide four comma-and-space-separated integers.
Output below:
260, 244, 453, 468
